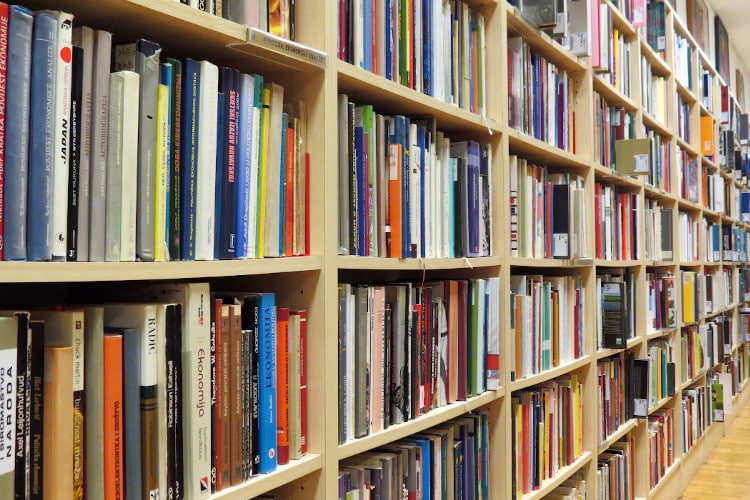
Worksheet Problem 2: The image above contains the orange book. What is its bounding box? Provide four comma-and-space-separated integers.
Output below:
276, 307, 290, 465
103, 333, 123, 500
388, 141, 403, 258
43, 346, 74, 500
445, 280, 459, 403
700, 115, 714, 156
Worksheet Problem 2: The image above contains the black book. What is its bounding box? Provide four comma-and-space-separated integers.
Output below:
173, 304, 184, 500
600, 281, 627, 349
66, 45, 84, 261
552, 183, 570, 259
627, 355, 649, 418
29, 321, 44, 500
165, 304, 178, 499
383, 303, 392, 430
218, 67, 240, 259
11, 312, 30, 500
666, 362, 676, 397
240, 294, 260, 477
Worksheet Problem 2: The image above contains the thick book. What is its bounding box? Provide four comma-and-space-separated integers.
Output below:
195, 60, 218, 261
66, 45, 84, 262
262, 82, 285, 257
218, 67, 239, 259
87, 30, 112, 261
113, 39, 162, 262
27, 12, 57, 262
4, 5, 32, 261
42, 11, 74, 261
71, 27, 94, 262
81, 306, 104, 500
234, 73, 253, 259
103, 333, 123, 500
0, 316, 18, 493
180, 59, 200, 260
104, 71, 140, 262
42, 346, 73, 500
600, 281, 627, 349
104, 304, 159, 500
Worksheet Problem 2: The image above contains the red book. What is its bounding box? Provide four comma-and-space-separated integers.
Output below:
456, 280, 468, 401
304, 152, 310, 256
103, 333, 123, 500
0, 3, 8, 261
283, 126, 295, 256
595, 183, 602, 259
212, 298, 225, 490
276, 307, 290, 465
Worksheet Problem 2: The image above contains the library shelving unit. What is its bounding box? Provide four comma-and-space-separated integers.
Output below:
8, 0, 750, 499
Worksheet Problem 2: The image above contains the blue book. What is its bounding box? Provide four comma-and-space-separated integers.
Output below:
384, 0, 392, 80
448, 157, 456, 258
417, 124, 426, 258
354, 126, 367, 255
422, 0, 432, 96
121, 328, 144, 500
256, 292, 277, 474
466, 141, 480, 257
219, 67, 239, 260
235, 73, 253, 259
4, 6, 33, 261
214, 91, 226, 259
180, 59, 200, 261
160, 61, 174, 255
363, 0, 372, 71
741, 191, 750, 222
27, 12, 57, 262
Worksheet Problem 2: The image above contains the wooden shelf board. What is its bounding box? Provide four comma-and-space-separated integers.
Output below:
211, 454, 323, 500
337, 61, 500, 136
509, 256, 594, 268
593, 165, 643, 189
702, 156, 719, 170
644, 260, 678, 268
594, 259, 641, 268
337, 256, 502, 271
605, 0, 637, 37
639, 39, 671, 77
642, 112, 672, 138
507, 129, 590, 170
593, 75, 639, 112
510, 356, 591, 392
699, 102, 715, 118
675, 79, 698, 106
598, 419, 640, 454
0, 256, 323, 283
520, 451, 593, 500
646, 328, 677, 341
648, 396, 673, 415
505, 5, 586, 73
675, 135, 698, 157
643, 184, 676, 204
680, 371, 707, 392
676, 198, 702, 213
648, 457, 682, 499
337, 390, 501, 460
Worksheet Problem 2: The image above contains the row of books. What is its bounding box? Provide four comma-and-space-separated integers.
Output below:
677, 147, 698, 203
509, 157, 586, 260
338, 0, 486, 115
673, 33, 695, 91
0, 284, 308, 500
337, 278, 500, 444
593, 92, 635, 171
598, 356, 627, 443
648, 408, 674, 489
511, 374, 584, 497
739, 269, 750, 304
508, 36, 574, 151
641, 57, 668, 126
595, 183, 639, 261
647, 339, 675, 409
681, 384, 711, 453
681, 268, 733, 325
596, 271, 636, 350
597, 438, 635, 500
677, 211, 700, 263
645, 129, 672, 192
643, 202, 673, 262
646, 272, 677, 333
676, 96, 691, 144
0, 9, 309, 262
339, 411, 490, 500
598, 25, 632, 98
181, 0, 297, 40
338, 98, 492, 258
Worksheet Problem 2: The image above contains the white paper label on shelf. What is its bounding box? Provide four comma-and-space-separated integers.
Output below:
634, 154, 649, 173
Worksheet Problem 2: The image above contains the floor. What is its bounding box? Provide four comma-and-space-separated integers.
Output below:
680, 400, 750, 499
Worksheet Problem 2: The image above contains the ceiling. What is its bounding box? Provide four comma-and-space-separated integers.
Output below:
705, 0, 750, 79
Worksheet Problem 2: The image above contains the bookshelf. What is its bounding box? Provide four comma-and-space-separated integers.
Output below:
2, 0, 750, 498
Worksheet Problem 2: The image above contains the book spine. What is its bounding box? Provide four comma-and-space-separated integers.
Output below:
88, 30, 111, 262
235, 73, 252, 259
263, 82, 285, 258
49, 12, 73, 261
210, 299, 221, 491
244, 296, 259, 477
257, 86, 271, 258
155, 78, 170, 262
218, 308, 231, 488
142, 312, 159, 499
276, 308, 290, 465
103, 335, 123, 500
247, 74, 263, 258
27, 12, 57, 262
42, 347, 73, 500
28, 322, 43, 500
0, 316, 17, 494
71, 27, 93, 262
219, 68, 238, 259
4, 6, 32, 261
195, 60, 218, 261
0, 4, 8, 262
165, 305, 177, 499
14, 314, 30, 499
227, 306, 242, 485
180, 59, 200, 261
214, 92, 226, 260
167, 58, 182, 261
66, 45, 83, 262
258, 293, 277, 473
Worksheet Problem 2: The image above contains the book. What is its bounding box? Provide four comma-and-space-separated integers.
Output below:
104, 71, 140, 262
166, 57, 183, 261
103, 333, 123, 500
263, 82, 285, 257
27, 12, 57, 262
195, 60, 219, 261
66, 45, 84, 262
218, 67, 239, 259
0, 4, 8, 261
180, 59, 201, 261
3, 5, 32, 261
155, 72, 170, 262
600, 281, 626, 349
82, 306, 105, 500
113, 39, 162, 262
0, 316, 18, 493
42, 346, 73, 500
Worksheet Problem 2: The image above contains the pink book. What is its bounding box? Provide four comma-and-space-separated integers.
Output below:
370, 286, 385, 434
591, 0, 601, 69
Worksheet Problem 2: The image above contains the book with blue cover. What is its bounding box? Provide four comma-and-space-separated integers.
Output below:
214, 90, 226, 259
218, 67, 239, 259
235, 73, 253, 259
4, 5, 33, 261
27, 12, 57, 262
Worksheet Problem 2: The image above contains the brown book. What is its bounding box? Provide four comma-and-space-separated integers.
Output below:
227, 304, 243, 485
219, 303, 231, 488
42, 346, 74, 500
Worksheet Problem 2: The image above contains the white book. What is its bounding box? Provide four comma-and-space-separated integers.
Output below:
432, 0, 443, 102
104, 71, 139, 262
45, 11, 74, 261
195, 60, 218, 260
247, 75, 261, 259
485, 277, 500, 390
408, 123, 420, 257
0, 316, 18, 492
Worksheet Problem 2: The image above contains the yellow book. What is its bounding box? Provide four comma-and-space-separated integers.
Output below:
572, 374, 582, 458
257, 86, 272, 258
683, 272, 695, 323
613, 27, 620, 89
154, 83, 169, 262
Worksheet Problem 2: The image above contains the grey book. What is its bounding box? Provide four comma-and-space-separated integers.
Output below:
88, 30, 112, 262
113, 39, 162, 262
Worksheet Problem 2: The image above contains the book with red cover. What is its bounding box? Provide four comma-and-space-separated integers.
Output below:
226, 304, 242, 485
297, 310, 308, 456
0, 3, 8, 261
457, 280, 468, 401
276, 307, 290, 465
212, 298, 225, 491
103, 333, 123, 500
